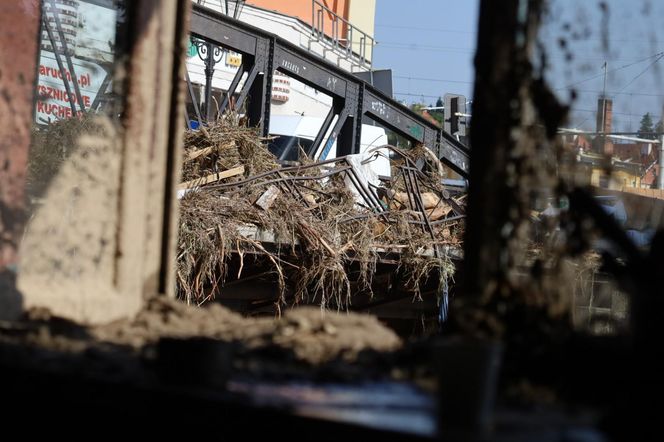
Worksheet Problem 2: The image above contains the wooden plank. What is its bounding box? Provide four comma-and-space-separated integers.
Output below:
185, 142, 235, 163
177, 165, 244, 189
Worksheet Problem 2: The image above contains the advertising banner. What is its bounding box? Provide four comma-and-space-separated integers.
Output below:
35, 0, 119, 124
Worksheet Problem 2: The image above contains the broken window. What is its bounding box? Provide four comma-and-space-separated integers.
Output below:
28, 0, 127, 198
16, 0, 129, 323
539, 0, 664, 334
1, 0, 189, 324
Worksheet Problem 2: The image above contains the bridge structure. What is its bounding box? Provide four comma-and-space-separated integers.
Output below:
190, 3, 470, 178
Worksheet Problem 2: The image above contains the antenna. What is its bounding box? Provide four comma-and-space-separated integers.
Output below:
600, 61, 607, 134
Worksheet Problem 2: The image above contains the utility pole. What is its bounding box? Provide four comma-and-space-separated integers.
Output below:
600, 61, 608, 152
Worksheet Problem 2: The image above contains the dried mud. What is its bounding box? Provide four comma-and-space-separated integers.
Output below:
95, 297, 402, 366
1, 297, 403, 381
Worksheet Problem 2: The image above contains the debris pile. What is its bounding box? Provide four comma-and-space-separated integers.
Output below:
94, 297, 402, 366
177, 114, 466, 312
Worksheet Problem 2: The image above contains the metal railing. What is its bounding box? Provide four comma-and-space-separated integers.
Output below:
310, 0, 375, 68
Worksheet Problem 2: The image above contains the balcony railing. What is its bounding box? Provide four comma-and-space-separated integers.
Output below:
311, 0, 375, 69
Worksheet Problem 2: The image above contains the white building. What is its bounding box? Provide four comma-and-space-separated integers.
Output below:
186, 0, 377, 120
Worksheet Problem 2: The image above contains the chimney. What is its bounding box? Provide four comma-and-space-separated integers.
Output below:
595, 97, 613, 155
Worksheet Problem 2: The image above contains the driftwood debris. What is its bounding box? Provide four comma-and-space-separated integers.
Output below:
178, 165, 244, 190
254, 185, 281, 211
393, 191, 441, 209
176, 117, 466, 311
185, 142, 233, 163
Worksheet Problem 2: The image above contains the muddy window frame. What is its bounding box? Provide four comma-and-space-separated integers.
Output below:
0, 0, 190, 324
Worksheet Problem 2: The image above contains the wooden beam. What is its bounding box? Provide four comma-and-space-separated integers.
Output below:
178, 165, 245, 189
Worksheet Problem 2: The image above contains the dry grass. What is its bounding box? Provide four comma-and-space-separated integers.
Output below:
176, 115, 463, 311
182, 112, 278, 181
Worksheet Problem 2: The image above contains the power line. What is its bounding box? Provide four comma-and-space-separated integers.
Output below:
394, 75, 473, 85
570, 107, 661, 119
615, 53, 664, 94
568, 89, 664, 98
569, 108, 662, 132
550, 55, 664, 63
378, 41, 474, 51
570, 53, 664, 133
377, 44, 474, 54
566, 56, 662, 130
394, 80, 663, 99
378, 24, 660, 46
558, 51, 664, 89
394, 92, 442, 100
539, 28, 664, 45
395, 86, 664, 99
392, 96, 662, 125
376, 24, 473, 34
378, 44, 661, 63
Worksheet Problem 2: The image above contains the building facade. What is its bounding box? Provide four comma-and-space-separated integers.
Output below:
187, 0, 377, 122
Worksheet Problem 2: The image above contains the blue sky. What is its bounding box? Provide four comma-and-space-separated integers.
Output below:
372, 0, 664, 132
372, 0, 478, 107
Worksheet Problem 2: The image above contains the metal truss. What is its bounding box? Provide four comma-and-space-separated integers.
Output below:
190, 4, 470, 178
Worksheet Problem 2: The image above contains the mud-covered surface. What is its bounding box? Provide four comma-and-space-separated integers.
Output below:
0, 298, 443, 438
17, 117, 135, 324
0, 298, 612, 439
96, 297, 402, 377
0, 297, 403, 382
